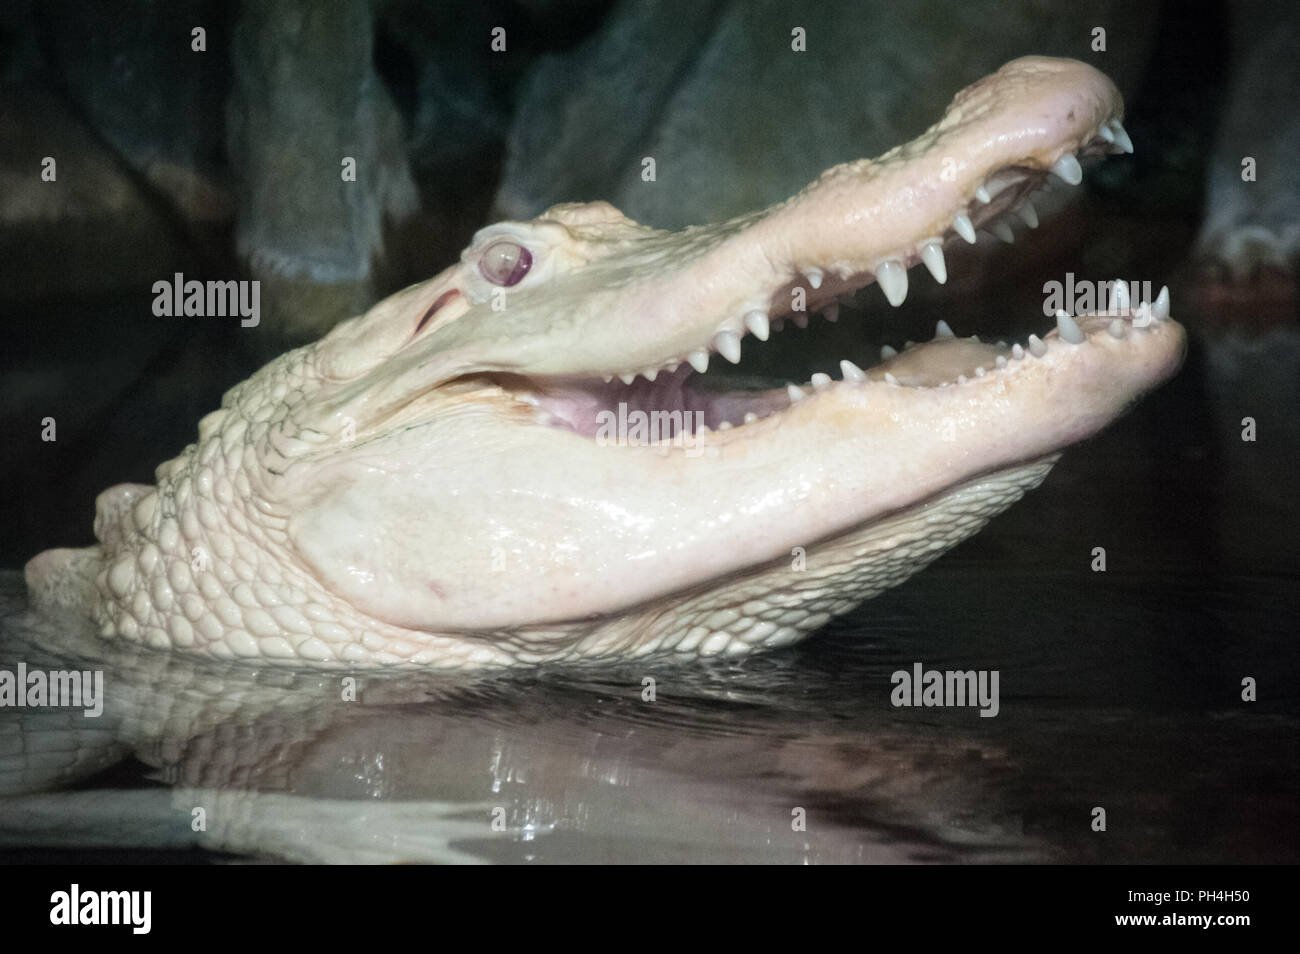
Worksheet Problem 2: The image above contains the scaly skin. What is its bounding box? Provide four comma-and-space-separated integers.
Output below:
24, 57, 1185, 668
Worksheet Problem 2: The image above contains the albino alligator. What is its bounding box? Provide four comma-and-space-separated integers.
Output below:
24, 56, 1184, 669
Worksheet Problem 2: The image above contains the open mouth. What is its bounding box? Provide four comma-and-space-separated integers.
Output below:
474, 117, 1159, 443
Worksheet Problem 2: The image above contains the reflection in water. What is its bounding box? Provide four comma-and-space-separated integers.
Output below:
2, 521, 1295, 863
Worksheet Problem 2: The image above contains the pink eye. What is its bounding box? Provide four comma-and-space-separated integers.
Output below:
478, 240, 533, 286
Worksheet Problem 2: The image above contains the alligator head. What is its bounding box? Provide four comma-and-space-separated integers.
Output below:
26, 56, 1185, 668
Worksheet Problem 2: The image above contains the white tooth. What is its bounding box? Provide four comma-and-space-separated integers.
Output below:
884, 372, 900, 386
953, 213, 977, 244
665, 361, 680, 373
1012, 343, 1025, 360
806, 268, 824, 289
1028, 334, 1047, 357
995, 355, 1007, 368
1111, 279, 1130, 311
792, 312, 809, 329
718, 421, 732, 430
840, 359, 867, 382
875, 260, 908, 306
811, 372, 832, 389
744, 310, 771, 341
975, 185, 992, 204
601, 374, 613, 383
824, 302, 840, 322
1098, 123, 1115, 144
920, 240, 947, 284
743, 412, 758, 424
688, 350, 710, 373
714, 330, 742, 364
956, 375, 968, 385
619, 372, 636, 385
975, 366, 986, 377
786, 383, 806, 402
989, 221, 1015, 243
1131, 303, 1153, 328
1051, 153, 1083, 185
643, 367, 659, 382
880, 344, 898, 360
1152, 285, 1170, 320
1016, 200, 1038, 228
1108, 319, 1127, 339
935, 319, 954, 338
697, 423, 711, 436
1056, 310, 1085, 344
1109, 119, 1134, 154
903, 340, 916, 350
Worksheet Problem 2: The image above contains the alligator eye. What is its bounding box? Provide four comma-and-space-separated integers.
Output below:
478, 240, 533, 286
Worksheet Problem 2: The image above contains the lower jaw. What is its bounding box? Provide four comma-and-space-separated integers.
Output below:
489, 452, 1063, 666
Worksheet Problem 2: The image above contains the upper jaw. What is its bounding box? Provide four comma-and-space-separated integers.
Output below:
632, 56, 1130, 387
420, 56, 1130, 387
308, 57, 1139, 441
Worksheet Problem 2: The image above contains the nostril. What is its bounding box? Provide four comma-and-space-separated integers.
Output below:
415, 289, 460, 336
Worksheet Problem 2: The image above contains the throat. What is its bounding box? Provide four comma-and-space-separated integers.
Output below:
523, 366, 791, 438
